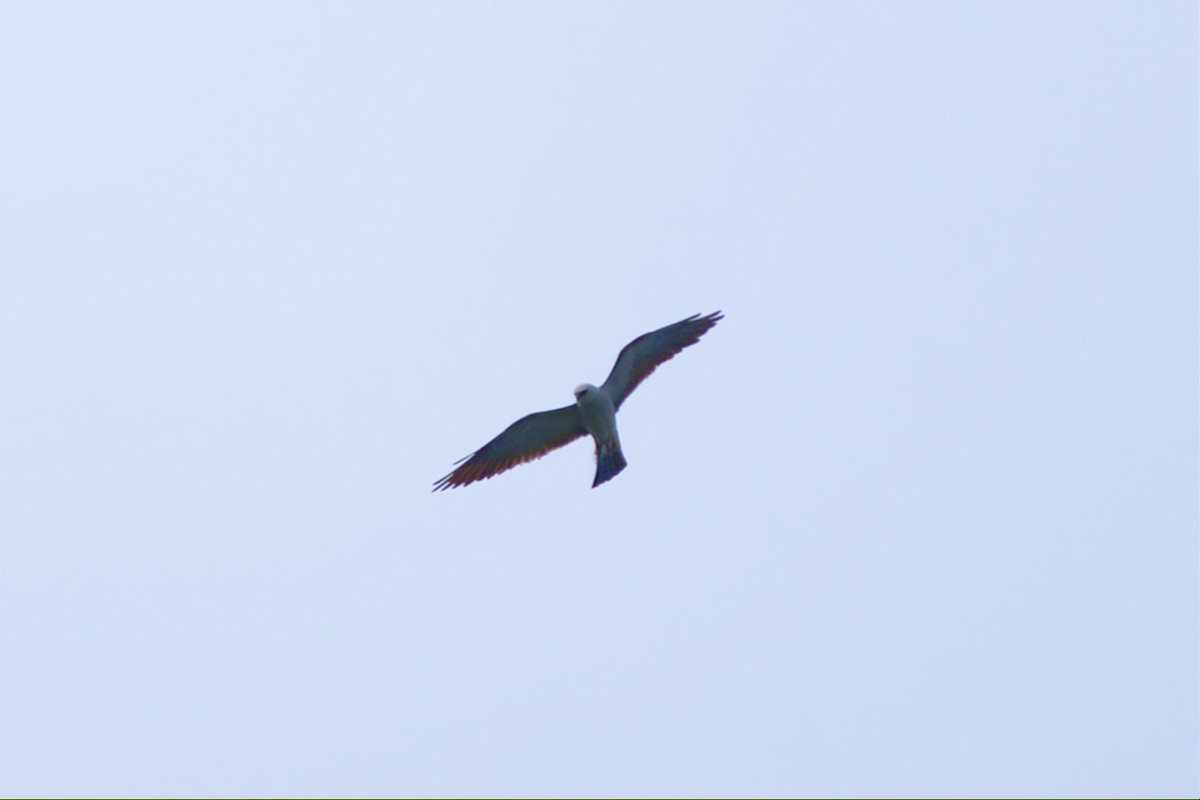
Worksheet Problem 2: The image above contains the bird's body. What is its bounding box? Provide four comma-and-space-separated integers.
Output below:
573, 382, 626, 487
433, 311, 722, 491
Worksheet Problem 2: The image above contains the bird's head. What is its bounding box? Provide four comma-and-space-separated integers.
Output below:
574, 383, 598, 403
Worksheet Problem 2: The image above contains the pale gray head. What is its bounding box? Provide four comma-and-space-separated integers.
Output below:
574, 383, 598, 402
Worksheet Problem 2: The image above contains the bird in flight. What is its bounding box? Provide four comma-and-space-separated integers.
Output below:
433, 311, 723, 491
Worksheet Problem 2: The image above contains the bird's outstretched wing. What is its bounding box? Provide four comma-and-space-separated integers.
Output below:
601, 311, 723, 410
432, 405, 587, 491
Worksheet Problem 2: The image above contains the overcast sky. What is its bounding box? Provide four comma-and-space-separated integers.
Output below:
2, 2, 1196, 797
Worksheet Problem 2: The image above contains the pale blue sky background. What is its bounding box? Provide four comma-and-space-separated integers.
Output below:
1, 2, 1196, 797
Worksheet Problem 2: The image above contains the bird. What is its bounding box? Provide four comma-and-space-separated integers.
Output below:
433, 311, 723, 491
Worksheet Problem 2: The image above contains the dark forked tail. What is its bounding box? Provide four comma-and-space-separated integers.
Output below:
593, 439, 627, 488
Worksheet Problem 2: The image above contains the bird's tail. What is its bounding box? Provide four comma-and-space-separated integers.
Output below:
593, 438, 627, 488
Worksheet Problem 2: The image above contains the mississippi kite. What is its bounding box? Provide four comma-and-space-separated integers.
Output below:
433, 311, 723, 491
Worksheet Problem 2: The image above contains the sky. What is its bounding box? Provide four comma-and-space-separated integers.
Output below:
1, 2, 1196, 797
